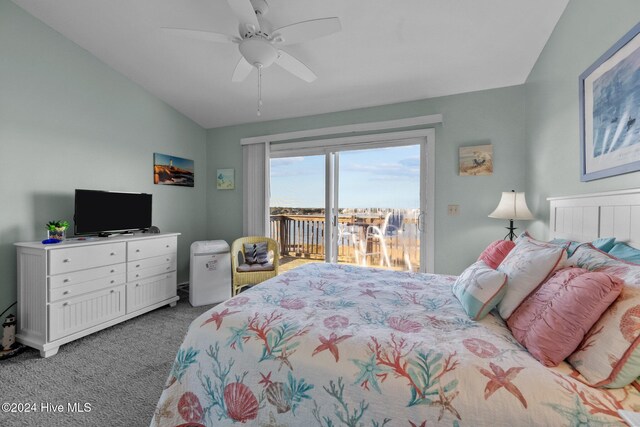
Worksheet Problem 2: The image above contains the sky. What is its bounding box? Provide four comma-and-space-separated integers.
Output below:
270, 145, 420, 209
154, 153, 194, 171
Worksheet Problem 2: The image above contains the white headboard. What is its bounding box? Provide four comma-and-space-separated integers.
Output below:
547, 188, 640, 248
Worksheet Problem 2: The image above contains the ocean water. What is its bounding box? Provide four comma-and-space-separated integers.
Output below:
592, 44, 640, 157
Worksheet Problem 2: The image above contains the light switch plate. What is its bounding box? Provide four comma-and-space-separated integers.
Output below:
447, 205, 460, 216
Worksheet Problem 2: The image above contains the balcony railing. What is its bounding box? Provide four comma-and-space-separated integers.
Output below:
269, 209, 420, 271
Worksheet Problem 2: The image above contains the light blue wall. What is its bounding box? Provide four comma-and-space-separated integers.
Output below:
207, 85, 527, 275
525, 0, 640, 238
0, 0, 207, 316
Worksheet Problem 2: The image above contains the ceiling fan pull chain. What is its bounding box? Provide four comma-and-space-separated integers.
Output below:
257, 64, 262, 116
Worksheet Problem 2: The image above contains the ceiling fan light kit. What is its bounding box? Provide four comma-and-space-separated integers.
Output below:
163, 0, 341, 116
239, 37, 278, 68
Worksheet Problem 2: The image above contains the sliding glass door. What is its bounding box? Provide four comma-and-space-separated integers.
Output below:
269, 155, 326, 271
332, 145, 421, 271
270, 137, 431, 273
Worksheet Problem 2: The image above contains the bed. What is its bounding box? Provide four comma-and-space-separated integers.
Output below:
152, 190, 640, 426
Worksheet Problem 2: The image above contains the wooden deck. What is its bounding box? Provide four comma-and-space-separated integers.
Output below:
271, 210, 420, 272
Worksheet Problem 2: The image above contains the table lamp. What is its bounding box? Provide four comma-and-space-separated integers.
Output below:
488, 190, 534, 241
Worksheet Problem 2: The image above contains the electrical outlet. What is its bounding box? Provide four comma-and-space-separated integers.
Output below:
447, 205, 460, 216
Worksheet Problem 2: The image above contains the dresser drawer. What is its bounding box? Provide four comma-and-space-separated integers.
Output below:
48, 264, 125, 289
128, 260, 177, 281
128, 236, 176, 261
127, 253, 177, 273
127, 272, 176, 314
49, 285, 126, 341
49, 273, 126, 303
48, 243, 126, 275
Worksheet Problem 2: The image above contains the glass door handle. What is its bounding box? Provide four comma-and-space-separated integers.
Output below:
417, 212, 425, 232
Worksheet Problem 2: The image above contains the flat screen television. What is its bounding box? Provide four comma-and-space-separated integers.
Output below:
74, 189, 152, 236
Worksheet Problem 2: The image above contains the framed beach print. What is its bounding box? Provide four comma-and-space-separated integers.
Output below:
153, 153, 195, 187
580, 22, 640, 181
459, 144, 493, 176
216, 168, 235, 190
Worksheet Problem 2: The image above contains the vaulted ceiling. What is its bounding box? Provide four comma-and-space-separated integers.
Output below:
13, 0, 569, 128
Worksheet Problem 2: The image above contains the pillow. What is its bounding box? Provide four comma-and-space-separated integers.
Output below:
549, 239, 578, 256
593, 237, 617, 253
567, 244, 640, 387
478, 240, 516, 269
507, 267, 623, 367
496, 236, 567, 319
243, 242, 269, 265
548, 237, 615, 257
608, 242, 640, 264
452, 260, 507, 320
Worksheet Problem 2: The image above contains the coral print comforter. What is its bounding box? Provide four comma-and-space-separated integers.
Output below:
152, 263, 640, 426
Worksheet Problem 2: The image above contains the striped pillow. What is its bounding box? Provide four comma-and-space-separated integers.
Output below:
243, 242, 269, 265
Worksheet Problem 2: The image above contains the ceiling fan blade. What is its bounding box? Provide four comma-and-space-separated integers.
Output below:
272, 17, 341, 45
226, 0, 260, 33
162, 27, 239, 44
232, 57, 254, 82
275, 50, 317, 82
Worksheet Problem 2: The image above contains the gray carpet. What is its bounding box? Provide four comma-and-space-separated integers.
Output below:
0, 290, 214, 427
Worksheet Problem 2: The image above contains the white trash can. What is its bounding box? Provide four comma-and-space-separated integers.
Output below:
189, 240, 231, 307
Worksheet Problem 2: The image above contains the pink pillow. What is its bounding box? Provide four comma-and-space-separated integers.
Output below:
566, 244, 640, 387
507, 267, 623, 367
478, 240, 516, 269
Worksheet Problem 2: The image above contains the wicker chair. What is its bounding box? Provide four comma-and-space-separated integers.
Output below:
231, 236, 280, 296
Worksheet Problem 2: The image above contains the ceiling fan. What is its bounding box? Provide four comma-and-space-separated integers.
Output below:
163, 0, 341, 115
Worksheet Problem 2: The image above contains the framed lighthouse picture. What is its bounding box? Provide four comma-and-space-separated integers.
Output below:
153, 153, 195, 187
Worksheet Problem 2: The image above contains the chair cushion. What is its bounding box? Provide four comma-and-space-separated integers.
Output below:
243, 242, 269, 264
237, 263, 274, 273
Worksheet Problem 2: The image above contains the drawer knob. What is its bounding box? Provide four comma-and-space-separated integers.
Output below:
136, 249, 140, 253
110, 252, 116, 256
166, 258, 170, 262
63, 258, 71, 263
136, 264, 140, 268
136, 274, 140, 278
110, 290, 115, 294
63, 291, 70, 295
63, 279, 70, 283
110, 280, 115, 284
135, 283, 140, 287
166, 266, 170, 270
110, 269, 116, 273
166, 245, 170, 248
63, 302, 69, 306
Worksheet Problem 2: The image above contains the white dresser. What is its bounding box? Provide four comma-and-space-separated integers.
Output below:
15, 233, 180, 357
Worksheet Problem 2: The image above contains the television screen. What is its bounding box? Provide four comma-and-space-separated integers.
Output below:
74, 189, 152, 236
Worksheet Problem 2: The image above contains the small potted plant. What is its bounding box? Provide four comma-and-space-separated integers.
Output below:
46, 220, 69, 241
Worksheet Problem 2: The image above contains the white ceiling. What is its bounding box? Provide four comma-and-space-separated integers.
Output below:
13, 0, 569, 129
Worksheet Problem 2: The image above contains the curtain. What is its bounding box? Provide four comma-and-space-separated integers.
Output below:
242, 142, 270, 236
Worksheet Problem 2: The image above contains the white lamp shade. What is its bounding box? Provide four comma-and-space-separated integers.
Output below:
488, 191, 534, 220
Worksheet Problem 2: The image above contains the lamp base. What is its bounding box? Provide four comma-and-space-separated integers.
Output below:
504, 220, 517, 241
